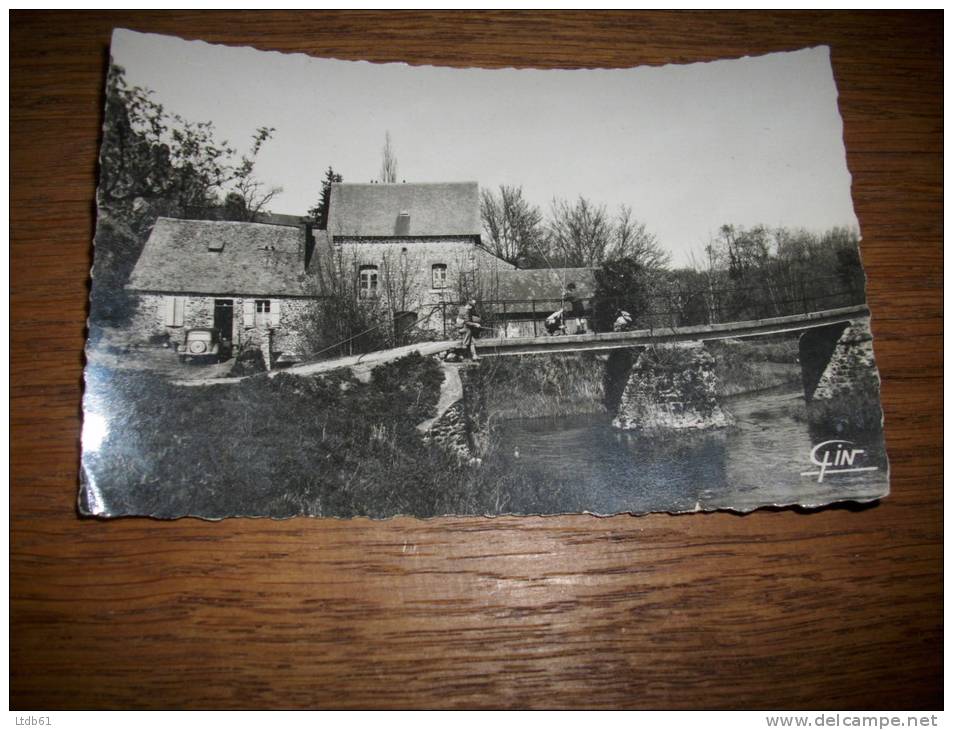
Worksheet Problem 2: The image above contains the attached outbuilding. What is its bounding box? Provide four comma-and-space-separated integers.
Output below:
126, 216, 330, 366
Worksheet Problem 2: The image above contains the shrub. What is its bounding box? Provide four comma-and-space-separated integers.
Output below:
467, 353, 606, 420
229, 347, 266, 377
82, 352, 517, 518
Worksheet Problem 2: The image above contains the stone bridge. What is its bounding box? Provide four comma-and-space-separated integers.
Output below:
474, 304, 869, 358
421, 304, 878, 455
177, 303, 879, 453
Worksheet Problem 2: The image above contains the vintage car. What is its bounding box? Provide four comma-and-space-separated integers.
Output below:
177, 328, 231, 363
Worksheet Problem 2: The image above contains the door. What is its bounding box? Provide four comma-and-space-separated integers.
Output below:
213, 299, 234, 342
394, 311, 417, 343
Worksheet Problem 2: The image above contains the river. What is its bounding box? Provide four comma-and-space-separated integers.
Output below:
494, 386, 889, 515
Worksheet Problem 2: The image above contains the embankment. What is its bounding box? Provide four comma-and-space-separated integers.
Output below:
465, 353, 607, 421
81, 352, 509, 518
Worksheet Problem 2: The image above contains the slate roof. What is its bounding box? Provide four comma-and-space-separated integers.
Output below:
489, 268, 598, 304
327, 182, 481, 238
127, 217, 329, 297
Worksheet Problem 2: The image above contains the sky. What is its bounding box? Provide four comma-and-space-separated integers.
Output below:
110, 30, 859, 266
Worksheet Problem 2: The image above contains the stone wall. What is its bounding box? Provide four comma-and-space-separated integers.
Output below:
806, 318, 883, 433
125, 292, 316, 365
334, 237, 513, 335
612, 342, 733, 432
417, 361, 485, 463
811, 319, 879, 401
422, 400, 474, 461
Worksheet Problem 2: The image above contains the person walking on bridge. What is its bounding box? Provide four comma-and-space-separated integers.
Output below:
459, 298, 482, 361
545, 306, 569, 336
613, 308, 633, 332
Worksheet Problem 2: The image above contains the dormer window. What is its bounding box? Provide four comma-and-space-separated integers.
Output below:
395, 211, 411, 235
432, 264, 448, 289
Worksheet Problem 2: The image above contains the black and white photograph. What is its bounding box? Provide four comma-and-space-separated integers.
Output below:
80, 30, 889, 519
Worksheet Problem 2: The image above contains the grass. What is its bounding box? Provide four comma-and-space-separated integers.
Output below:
465, 353, 607, 420
82, 352, 517, 518
807, 388, 884, 436
81, 338, 875, 519
706, 337, 801, 396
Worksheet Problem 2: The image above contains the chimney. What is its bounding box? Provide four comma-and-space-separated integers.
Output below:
395, 211, 410, 236
300, 219, 315, 270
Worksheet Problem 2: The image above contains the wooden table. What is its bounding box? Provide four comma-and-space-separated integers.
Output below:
11, 11, 941, 709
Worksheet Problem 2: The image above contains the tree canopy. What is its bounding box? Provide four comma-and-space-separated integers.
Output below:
93, 63, 281, 323
308, 166, 343, 229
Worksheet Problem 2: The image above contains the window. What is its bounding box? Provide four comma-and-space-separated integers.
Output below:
253, 299, 280, 327
359, 265, 379, 298
432, 264, 448, 289
163, 296, 186, 327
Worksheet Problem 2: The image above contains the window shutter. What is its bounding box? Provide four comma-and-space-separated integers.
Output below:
163, 296, 176, 326
243, 300, 255, 328
270, 299, 280, 327
173, 296, 185, 327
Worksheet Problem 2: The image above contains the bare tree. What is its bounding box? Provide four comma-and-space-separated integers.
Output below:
608, 205, 670, 270
290, 247, 390, 359
225, 178, 283, 222
380, 131, 398, 183
225, 127, 283, 221
479, 185, 545, 266
547, 196, 614, 267
380, 248, 429, 343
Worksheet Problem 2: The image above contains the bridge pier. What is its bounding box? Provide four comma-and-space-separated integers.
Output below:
612, 341, 733, 432
799, 318, 883, 433
798, 322, 850, 402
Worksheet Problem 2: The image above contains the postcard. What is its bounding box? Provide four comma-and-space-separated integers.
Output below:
80, 30, 889, 518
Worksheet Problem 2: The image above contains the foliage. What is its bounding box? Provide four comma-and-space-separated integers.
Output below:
291, 247, 392, 360
467, 353, 606, 420
89, 211, 146, 322
688, 224, 866, 324
228, 346, 267, 377
808, 387, 883, 437
632, 345, 720, 418
612, 205, 670, 269
93, 64, 281, 324
308, 166, 343, 228
83, 353, 521, 518
591, 256, 653, 332
706, 337, 800, 396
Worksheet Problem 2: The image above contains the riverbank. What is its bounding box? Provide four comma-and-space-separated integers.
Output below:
468, 353, 607, 421
466, 338, 802, 425
707, 337, 801, 396
81, 353, 510, 518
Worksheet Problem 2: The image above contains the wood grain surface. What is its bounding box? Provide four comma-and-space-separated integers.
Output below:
10, 11, 942, 710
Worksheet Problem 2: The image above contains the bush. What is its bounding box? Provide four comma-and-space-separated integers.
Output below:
467, 353, 606, 420
82, 352, 514, 518
229, 347, 266, 377
706, 337, 800, 395
632, 344, 720, 418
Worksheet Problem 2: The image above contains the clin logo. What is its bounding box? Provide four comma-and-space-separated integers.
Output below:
801, 440, 878, 483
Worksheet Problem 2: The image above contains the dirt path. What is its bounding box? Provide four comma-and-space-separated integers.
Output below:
174, 339, 462, 387
415, 362, 463, 433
